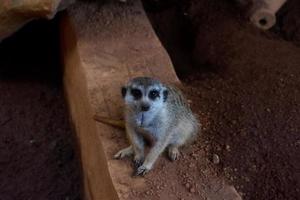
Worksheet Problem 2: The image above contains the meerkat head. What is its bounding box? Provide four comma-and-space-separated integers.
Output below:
121, 77, 168, 126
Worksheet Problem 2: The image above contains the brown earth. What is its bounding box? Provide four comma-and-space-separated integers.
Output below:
142, 0, 300, 200
0, 17, 83, 200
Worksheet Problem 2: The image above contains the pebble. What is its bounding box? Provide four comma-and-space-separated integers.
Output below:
29, 139, 35, 144
225, 144, 231, 151
189, 187, 196, 193
212, 154, 220, 164
189, 163, 195, 168
185, 183, 190, 188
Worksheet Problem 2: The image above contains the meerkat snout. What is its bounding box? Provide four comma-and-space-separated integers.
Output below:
141, 103, 150, 112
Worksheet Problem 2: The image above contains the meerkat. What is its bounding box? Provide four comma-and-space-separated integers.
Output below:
97, 77, 199, 176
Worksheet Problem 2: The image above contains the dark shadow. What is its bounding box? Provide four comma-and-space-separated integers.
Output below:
0, 14, 83, 200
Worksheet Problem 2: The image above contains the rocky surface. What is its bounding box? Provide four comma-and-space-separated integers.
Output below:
0, 0, 74, 41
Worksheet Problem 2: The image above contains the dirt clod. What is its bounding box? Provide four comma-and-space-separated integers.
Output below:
189, 187, 196, 193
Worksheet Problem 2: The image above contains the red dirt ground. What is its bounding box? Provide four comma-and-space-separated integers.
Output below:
0, 17, 83, 200
143, 0, 300, 199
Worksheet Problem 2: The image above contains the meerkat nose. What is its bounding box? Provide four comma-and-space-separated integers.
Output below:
141, 104, 150, 112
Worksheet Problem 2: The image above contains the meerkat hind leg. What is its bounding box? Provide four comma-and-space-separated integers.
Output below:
114, 146, 133, 159
167, 128, 191, 161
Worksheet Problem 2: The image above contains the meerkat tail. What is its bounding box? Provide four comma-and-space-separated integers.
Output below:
93, 115, 125, 129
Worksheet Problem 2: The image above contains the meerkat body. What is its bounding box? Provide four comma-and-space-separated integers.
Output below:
114, 77, 199, 176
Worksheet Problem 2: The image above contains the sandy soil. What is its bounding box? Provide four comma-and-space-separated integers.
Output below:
143, 0, 300, 199
0, 17, 83, 200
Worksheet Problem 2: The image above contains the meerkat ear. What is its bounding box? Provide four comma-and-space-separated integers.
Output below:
121, 86, 127, 98
163, 89, 168, 102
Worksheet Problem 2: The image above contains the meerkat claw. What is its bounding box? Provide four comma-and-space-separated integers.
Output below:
133, 158, 144, 169
134, 165, 149, 176
168, 147, 180, 161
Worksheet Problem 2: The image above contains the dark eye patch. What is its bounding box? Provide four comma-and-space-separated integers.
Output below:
131, 88, 142, 100
149, 89, 160, 100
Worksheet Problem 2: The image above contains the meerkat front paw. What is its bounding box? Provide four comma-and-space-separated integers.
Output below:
114, 146, 133, 159
134, 165, 150, 176
133, 154, 144, 168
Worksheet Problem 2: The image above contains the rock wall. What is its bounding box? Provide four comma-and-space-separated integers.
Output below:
0, 0, 74, 42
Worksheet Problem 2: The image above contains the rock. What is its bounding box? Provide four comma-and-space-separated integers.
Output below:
189, 187, 196, 193
0, 0, 74, 41
225, 144, 231, 151
185, 183, 190, 189
189, 163, 195, 168
212, 154, 220, 164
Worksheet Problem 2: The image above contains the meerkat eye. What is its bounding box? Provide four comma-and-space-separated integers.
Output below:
131, 88, 142, 100
149, 90, 160, 100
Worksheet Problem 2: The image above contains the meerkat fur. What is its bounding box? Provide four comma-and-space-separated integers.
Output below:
114, 77, 199, 176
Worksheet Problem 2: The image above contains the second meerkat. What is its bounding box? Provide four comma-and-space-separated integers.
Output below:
114, 77, 199, 176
